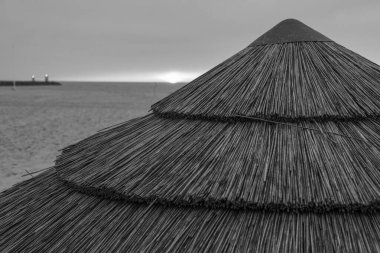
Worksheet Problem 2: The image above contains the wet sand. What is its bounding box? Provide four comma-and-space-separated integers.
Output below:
0, 82, 181, 191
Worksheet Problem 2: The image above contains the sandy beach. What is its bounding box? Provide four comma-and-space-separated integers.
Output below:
0, 82, 181, 191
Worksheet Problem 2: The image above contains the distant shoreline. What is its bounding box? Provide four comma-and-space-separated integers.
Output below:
0, 81, 62, 86
61, 81, 187, 85
0, 81, 187, 87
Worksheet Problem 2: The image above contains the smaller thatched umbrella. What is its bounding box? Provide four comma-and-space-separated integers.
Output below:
1, 19, 380, 252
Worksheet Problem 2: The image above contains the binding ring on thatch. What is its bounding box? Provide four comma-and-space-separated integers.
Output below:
60, 177, 380, 214
236, 115, 373, 145
152, 109, 380, 124
153, 111, 375, 145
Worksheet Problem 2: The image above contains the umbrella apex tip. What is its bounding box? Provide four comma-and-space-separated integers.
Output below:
250, 18, 332, 46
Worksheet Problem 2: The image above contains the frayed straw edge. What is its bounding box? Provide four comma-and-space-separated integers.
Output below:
152, 110, 380, 123
59, 177, 380, 214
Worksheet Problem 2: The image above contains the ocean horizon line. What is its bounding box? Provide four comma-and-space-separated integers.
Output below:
0, 80, 188, 85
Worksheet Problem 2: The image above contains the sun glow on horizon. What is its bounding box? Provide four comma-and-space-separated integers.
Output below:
64, 71, 201, 83
157, 71, 198, 84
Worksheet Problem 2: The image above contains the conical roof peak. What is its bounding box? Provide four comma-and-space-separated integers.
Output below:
250, 19, 332, 46
152, 20, 380, 120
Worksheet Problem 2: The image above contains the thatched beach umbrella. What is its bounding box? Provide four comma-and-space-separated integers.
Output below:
2, 19, 380, 252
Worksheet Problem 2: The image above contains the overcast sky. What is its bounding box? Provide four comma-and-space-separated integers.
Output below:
1, 0, 380, 82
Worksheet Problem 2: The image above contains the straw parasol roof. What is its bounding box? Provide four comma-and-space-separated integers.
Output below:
1, 18, 380, 252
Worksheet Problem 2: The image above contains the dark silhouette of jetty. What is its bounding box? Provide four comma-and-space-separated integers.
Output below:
0, 81, 62, 86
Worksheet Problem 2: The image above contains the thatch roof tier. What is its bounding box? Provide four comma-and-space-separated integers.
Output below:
1, 171, 380, 252
152, 42, 380, 120
250, 19, 331, 46
56, 114, 380, 211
